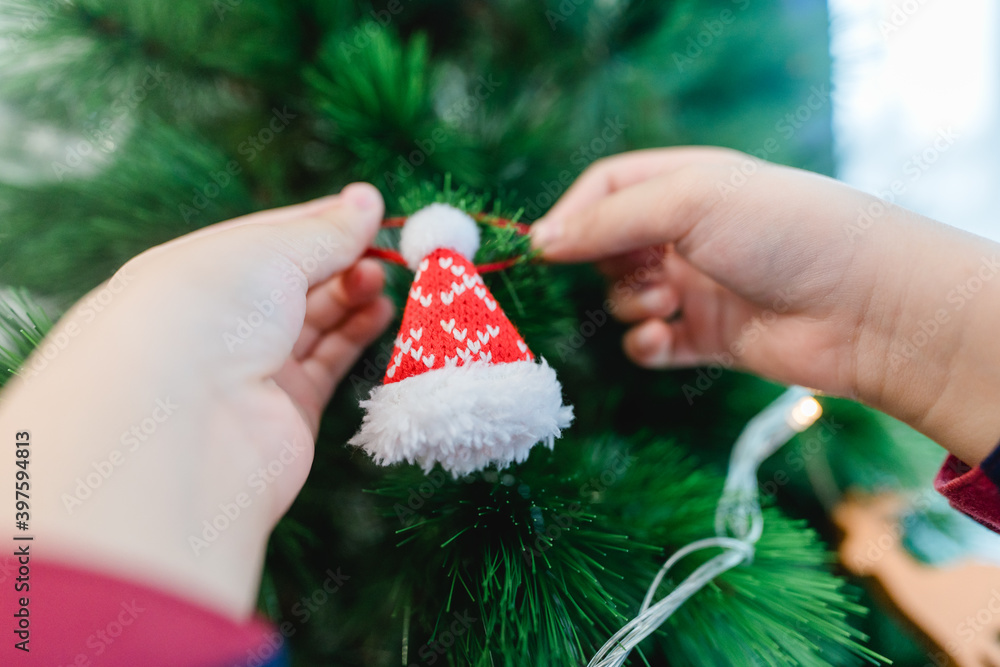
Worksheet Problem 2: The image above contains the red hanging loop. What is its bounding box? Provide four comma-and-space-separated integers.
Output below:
363, 213, 530, 273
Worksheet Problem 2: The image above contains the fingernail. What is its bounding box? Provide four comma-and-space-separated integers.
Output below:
637, 287, 677, 316
634, 324, 660, 356
531, 217, 562, 249
342, 182, 382, 210
634, 324, 670, 366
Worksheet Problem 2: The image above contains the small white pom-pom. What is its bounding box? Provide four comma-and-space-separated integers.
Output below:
399, 203, 480, 270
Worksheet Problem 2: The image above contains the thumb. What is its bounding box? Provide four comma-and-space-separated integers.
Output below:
530, 167, 716, 263
254, 182, 384, 289
131, 182, 385, 290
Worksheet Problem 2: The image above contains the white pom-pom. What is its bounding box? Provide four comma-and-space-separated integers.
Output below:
399, 203, 480, 270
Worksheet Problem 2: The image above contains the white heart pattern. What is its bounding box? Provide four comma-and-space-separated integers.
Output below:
474, 286, 487, 299
450, 264, 465, 276
456, 347, 470, 361
451, 281, 466, 295
441, 318, 455, 333
387, 365, 396, 378
479, 351, 492, 363
409, 285, 422, 300
453, 328, 467, 342
516, 340, 528, 353
419, 294, 433, 307
394, 352, 403, 365
422, 354, 435, 368
400, 339, 412, 354
438, 256, 454, 269
410, 328, 422, 341
477, 330, 489, 345
440, 291, 454, 305
462, 275, 477, 289
409, 345, 423, 361
484, 298, 497, 312
487, 324, 500, 337
466, 339, 481, 354
419, 258, 429, 272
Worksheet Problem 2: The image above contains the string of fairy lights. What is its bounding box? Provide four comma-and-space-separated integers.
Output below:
588, 386, 823, 667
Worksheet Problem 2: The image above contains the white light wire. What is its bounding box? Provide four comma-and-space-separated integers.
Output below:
587, 386, 819, 667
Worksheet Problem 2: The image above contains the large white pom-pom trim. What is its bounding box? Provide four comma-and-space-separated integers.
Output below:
349, 359, 574, 476
399, 203, 481, 270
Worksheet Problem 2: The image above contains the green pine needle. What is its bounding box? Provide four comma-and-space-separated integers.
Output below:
0, 288, 53, 386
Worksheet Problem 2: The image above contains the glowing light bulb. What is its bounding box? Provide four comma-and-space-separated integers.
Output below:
788, 397, 822, 431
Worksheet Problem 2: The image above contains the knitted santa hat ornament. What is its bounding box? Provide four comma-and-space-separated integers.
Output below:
350, 203, 574, 476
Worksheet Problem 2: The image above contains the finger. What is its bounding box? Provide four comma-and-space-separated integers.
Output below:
532, 162, 727, 263
596, 246, 667, 281
193, 193, 352, 233
622, 318, 704, 369
131, 190, 351, 260
541, 146, 742, 224
225, 193, 352, 227
300, 295, 395, 410
608, 284, 680, 323
260, 182, 385, 289
293, 259, 386, 359
623, 319, 672, 368
140, 183, 385, 291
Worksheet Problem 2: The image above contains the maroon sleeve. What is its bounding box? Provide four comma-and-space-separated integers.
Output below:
935, 454, 1000, 534
1, 557, 286, 666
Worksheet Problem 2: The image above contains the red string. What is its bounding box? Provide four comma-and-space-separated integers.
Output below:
363, 213, 530, 273
363, 246, 408, 266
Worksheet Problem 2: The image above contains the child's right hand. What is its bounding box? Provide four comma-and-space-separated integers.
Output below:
531, 147, 1000, 467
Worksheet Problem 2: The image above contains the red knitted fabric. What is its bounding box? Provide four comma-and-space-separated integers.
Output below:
385, 248, 533, 384
935, 454, 1000, 534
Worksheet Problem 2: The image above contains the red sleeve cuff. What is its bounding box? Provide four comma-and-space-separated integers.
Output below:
935, 454, 1000, 534
1, 557, 285, 666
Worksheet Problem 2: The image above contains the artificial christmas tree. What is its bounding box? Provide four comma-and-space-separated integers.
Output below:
0, 1, 964, 665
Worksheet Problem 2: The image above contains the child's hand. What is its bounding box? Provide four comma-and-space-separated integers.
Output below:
532, 148, 1000, 467
0, 184, 393, 619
